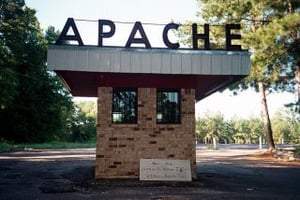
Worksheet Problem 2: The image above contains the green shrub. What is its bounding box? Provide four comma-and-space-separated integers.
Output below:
0, 138, 15, 152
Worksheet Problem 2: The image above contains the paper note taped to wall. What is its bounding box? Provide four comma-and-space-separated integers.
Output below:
140, 159, 191, 181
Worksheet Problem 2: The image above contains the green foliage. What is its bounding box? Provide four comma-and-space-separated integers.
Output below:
44, 26, 61, 44
181, 0, 300, 94
0, 2, 98, 145
0, 140, 96, 152
196, 111, 299, 145
67, 101, 97, 143
75, 100, 97, 118
0, 138, 16, 152
272, 108, 300, 144
0, 68, 19, 109
233, 117, 264, 144
192, 0, 300, 94
16, 141, 96, 149
0, 0, 74, 143
197, 112, 229, 143
182, 0, 300, 149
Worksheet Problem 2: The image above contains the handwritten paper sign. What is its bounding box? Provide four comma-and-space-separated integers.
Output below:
139, 159, 191, 181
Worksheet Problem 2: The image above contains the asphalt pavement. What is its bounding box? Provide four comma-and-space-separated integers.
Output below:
0, 145, 299, 199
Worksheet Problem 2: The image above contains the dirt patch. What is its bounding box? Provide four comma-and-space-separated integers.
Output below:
248, 151, 300, 167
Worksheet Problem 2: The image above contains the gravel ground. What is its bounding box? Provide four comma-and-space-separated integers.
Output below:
0, 145, 300, 200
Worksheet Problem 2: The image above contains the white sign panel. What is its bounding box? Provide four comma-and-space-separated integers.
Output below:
139, 159, 191, 181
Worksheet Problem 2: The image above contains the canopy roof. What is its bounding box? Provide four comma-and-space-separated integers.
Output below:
47, 45, 250, 101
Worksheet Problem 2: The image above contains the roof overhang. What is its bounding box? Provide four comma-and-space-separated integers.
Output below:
47, 45, 250, 101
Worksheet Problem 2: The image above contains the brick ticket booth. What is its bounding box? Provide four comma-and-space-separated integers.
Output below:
48, 46, 250, 180
47, 19, 250, 181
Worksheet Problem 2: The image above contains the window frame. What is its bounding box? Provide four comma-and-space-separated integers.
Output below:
112, 88, 137, 124
156, 89, 181, 124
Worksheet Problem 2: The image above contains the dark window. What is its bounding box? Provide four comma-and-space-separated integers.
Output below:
112, 89, 137, 123
157, 90, 180, 124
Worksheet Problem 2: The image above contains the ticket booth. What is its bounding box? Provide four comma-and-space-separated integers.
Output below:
47, 19, 250, 180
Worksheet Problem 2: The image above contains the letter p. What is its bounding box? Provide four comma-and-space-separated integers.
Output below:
98, 19, 116, 47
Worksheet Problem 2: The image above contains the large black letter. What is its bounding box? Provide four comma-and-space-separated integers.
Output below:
125, 22, 151, 48
225, 24, 241, 51
55, 18, 83, 46
163, 23, 180, 49
98, 19, 116, 47
192, 23, 209, 50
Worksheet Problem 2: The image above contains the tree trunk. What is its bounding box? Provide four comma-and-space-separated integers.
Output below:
258, 82, 275, 150
259, 136, 262, 149
295, 66, 300, 110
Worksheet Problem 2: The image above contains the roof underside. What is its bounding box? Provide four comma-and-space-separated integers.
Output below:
47, 45, 250, 101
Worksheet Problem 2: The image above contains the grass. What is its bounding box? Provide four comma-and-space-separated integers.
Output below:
0, 139, 96, 152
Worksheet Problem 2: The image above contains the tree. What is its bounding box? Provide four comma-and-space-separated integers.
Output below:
234, 119, 252, 144
182, 0, 300, 150
0, 0, 73, 143
272, 108, 300, 144
233, 117, 263, 144
287, 23, 300, 113
67, 101, 97, 142
45, 26, 61, 44
196, 112, 228, 144
248, 117, 264, 143
196, 112, 300, 145
221, 120, 236, 144
0, 0, 23, 110
74, 100, 97, 118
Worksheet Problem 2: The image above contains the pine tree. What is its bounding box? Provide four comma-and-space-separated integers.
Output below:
181, 0, 300, 150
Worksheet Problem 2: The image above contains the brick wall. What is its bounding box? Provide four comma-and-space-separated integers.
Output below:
95, 87, 196, 179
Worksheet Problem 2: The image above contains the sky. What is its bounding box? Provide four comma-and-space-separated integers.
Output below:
26, 0, 199, 47
26, 0, 296, 119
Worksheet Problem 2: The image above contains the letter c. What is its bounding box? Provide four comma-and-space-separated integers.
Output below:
163, 23, 180, 49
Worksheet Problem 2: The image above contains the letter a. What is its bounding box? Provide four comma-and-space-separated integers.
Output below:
125, 22, 151, 48
55, 18, 84, 46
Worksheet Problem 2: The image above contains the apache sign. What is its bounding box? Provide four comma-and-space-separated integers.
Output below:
56, 18, 242, 51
